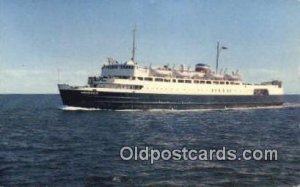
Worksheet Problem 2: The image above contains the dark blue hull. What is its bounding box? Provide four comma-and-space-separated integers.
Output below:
59, 89, 284, 110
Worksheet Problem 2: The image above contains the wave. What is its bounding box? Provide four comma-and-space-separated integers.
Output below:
59, 102, 300, 112
283, 102, 300, 108
120, 103, 300, 112
147, 108, 223, 112
115, 109, 144, 112
221, 102, 300, 111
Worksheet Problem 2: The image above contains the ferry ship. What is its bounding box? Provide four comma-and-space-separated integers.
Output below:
58, 30, 284, 110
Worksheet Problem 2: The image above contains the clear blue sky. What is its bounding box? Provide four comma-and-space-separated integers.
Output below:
0, 0, 299, 93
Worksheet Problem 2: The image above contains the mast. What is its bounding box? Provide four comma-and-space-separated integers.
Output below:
216, 41, 220, 73
131, 27, 136, 62
215, 42, 227, 73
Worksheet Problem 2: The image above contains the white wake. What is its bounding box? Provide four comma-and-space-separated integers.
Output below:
60, 106, 103, 111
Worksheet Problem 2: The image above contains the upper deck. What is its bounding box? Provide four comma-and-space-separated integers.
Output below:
101, 59, 241, 82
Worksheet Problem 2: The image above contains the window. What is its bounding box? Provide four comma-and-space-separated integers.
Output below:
155, 78, 163, 82
220, 82, 225, 85
172, 79, 176, 83
213, 81, 219, 84
226, 82, 229, 85
164, 79, 171, 82
200, 81, 205, 84
185, 80, 192, 83
178, 80, 184, 83
134, 85, 143, 90
206, 81, 211, 84
117, 76, 130, 79
254, 89, 269, 96
137, 77, 143, 81
194, 80, 199, 84
144, 77, 153, 81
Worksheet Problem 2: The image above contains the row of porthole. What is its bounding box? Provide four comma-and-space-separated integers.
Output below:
97, 84, 142, 90
212, 89, 233, 93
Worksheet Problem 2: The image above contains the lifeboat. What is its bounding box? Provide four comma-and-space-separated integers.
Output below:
195, 63, 211, 73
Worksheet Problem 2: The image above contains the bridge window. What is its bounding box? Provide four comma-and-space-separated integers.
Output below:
155, 78, 163, 82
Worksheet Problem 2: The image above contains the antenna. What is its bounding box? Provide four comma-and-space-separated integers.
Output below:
220, 68, 223, 74
171, 64, 175, 78
215, 42, 228, 73
216, 42, 220, 73
131, 26, 136, 62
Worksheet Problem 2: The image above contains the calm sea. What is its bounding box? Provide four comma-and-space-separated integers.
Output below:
0, 95, 299, 186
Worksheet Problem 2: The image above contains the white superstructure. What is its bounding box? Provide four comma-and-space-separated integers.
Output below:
84, 59, 283, 96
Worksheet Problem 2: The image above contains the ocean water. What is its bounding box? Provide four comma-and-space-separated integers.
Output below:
0, 95, 299, 186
